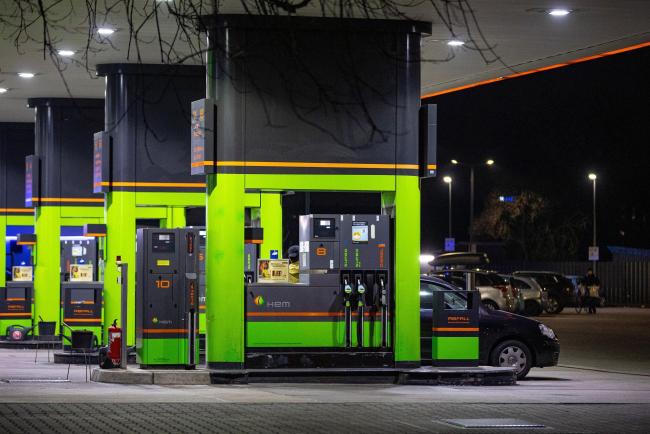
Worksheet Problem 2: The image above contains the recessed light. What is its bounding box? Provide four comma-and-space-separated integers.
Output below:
447, 40, 465, 47
0, 88, 7, 94
18, 72, 35, 78
97, 27, 115, 36
549, 9, 571, 16
58, 49, 75, 57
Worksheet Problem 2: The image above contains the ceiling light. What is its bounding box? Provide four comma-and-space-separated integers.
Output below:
18, 72, 34, 78
548, 9, 570, 16
0, 88, 7, 94
447, 40, 465, 47
451, 159, 459, 165
486, 159, 495, 166
58, 49, 75, 57
97, 27, 115, 36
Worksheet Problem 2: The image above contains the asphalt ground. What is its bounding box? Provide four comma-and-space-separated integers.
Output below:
0, 307, 649, 433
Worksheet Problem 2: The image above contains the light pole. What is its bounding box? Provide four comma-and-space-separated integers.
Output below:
588, 173, 597, 267
451, 158, 495, 252
443, 176, 452, 238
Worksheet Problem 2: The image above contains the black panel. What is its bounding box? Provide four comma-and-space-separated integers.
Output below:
27, 99, 104, 204
206, 15, 428, 175
0, 123, 34, 211
99, 64, 205, 190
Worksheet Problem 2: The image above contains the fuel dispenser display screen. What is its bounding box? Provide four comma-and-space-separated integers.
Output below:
351, 221, 368, 243
151, 233, 175, 252
6, 287, 26, 300
313, 218, 336, 238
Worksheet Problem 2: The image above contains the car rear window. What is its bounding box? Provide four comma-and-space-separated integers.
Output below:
512, 278, 531, 289
484, 273, 507, 286
522, 273, 556, 286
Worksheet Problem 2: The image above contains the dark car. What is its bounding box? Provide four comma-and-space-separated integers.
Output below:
420, 276, 560, 379
512, 271, 574, 314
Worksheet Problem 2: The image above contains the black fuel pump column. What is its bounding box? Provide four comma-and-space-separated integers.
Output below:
136, 228, 199, 368
338, 215, 391, 349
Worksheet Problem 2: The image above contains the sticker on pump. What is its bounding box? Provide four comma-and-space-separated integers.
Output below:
370, 224, 376, 239
157, 259, 171, 266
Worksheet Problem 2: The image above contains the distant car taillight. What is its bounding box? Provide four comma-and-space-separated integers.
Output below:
511, 285, 519, 297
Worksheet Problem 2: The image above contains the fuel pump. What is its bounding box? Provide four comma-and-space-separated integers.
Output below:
136, 228, 199, 368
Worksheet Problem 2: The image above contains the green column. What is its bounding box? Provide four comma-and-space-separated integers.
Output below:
382, 176, 421, 367
259, 193, 283, 259
104, 191, 137, 345
162, 206, 187, 229
0, 215, 5, 288
33, 206, 61, 335
205, 174, 246, 369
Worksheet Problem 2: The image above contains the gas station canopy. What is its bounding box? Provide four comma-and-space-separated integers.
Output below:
0, 0, 649, 121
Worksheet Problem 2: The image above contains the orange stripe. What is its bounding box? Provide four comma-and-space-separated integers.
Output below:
142, 328, 189, 333
421, 41, 650, 99
247, 311, 381, 317
32, 197, 104, 203
5, 298, 26, 301
84, 233, 106, 237
245, 239, 264, 244
16, 242, 36, 245
204, 161, 419, 170
248, 312, 344, 317
64, 318, 101, 323
0, 208, 33, 213
96, 181, 206, 188
0, 312, 31, 317
427, 164, 437, 170
432, 327, 479, 332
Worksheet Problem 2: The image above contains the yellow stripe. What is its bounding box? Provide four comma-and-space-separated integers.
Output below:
0, 208, 34, 213
96, 181, 206, 188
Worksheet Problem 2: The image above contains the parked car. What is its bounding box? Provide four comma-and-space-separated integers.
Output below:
433, 269, 517, 312
501, 274, 547, 316
420, 276, 560, 379
512, 271, 574, 314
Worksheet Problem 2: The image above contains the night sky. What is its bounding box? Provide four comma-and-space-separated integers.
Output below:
420, 45, 650, 257
283, 46, 650, 259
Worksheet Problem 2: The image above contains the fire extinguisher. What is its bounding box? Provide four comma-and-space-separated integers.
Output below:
107, 319, 122, 366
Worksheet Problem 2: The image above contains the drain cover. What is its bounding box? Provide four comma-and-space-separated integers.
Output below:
443, 418, 545, 429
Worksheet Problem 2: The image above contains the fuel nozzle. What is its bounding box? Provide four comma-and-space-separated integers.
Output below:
356, 277, 366, 306
343, 277, 353, 297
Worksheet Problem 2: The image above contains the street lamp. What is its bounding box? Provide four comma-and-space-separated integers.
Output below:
443, 176, 453, 238
450, 159, 495, 252
588, 173, 597, 266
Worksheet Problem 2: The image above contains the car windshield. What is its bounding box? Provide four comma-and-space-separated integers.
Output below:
511, 278, 531, 289
521, 273, 556, 286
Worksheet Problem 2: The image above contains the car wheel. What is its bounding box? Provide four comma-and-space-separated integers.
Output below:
482, 300, 499, 311
491, 339, 532, 380
524, 300, 542, 316
544, 296, 563, 314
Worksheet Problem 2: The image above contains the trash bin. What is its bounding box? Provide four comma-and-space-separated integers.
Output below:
71, 330, 95, 350
38, 321, 56, 338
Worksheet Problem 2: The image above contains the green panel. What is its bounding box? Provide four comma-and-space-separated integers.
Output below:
247, 320, 389, 348
60, 206, 105, 219
135, 192, 205, 207
205, 174, 246, 366
6, 215, 34, 226
135, 207, 167, 220
259, 193, 283, 259
245, 174, 396, 192
104, 191, 137, 345
137, 337, 199, 366
33, 206, 61, 335
244, 192, 261, 208
59, 217, 103, 226
432, 336, 479, 360
384, 176, 421, 364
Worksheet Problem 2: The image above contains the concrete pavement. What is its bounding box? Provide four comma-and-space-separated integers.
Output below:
1, 307, 649, 432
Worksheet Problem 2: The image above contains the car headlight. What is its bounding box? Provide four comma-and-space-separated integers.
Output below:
538, 323, 556, 340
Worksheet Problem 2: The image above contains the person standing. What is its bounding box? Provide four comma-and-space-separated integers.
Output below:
288, 245, 300, 284
583, 268, 601, 314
